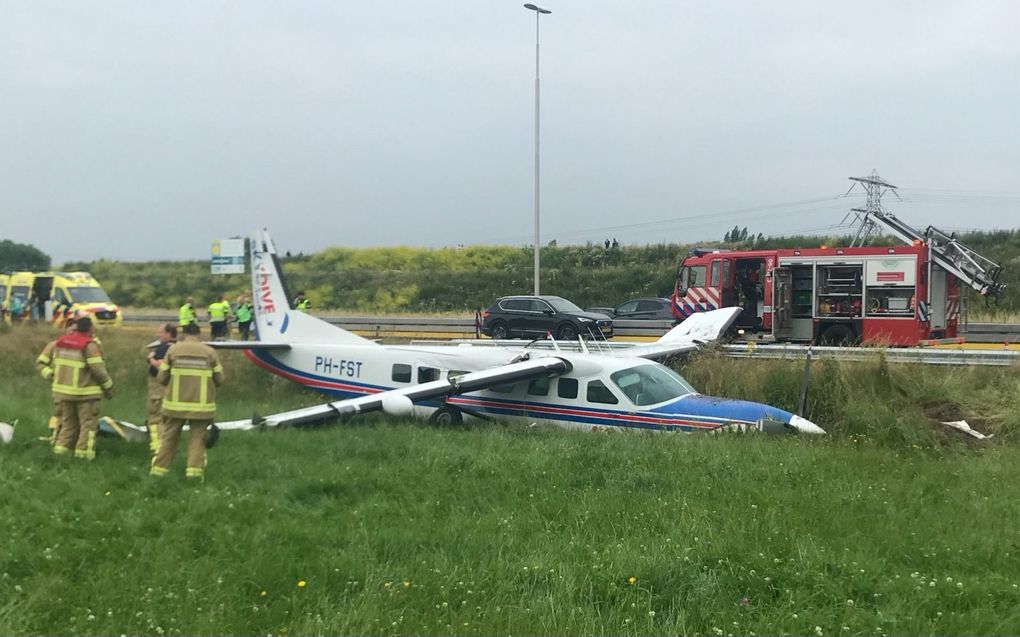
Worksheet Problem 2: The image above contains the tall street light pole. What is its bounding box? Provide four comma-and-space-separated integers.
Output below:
524, 3, 550, 296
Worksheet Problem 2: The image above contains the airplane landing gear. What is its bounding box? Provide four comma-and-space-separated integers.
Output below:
429, 406, 463, 426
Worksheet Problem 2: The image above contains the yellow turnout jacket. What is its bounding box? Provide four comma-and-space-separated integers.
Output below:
157, 336, 225, 419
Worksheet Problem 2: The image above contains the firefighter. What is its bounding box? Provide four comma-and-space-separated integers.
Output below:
151, 322, 224, 479
178, 296, 197, 331
51, 317, 113, 459
207, 293, 231, 340
35, 318, 78, 442
144, 322, 177, 452
294, 291, 311, 312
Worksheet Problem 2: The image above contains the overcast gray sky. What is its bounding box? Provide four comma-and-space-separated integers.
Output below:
2, 1, 1018, 263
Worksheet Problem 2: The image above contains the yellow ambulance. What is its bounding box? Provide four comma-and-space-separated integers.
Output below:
1, 271, 123, 327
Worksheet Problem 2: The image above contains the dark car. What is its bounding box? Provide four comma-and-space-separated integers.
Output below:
482, 295, 614, 340
586, 297, 674, 321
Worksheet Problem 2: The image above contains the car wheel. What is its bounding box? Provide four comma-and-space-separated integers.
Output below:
557, 323, 579, 340
819, 324, 856, 346
490, 321, 509, 340
429, 406, 463, 426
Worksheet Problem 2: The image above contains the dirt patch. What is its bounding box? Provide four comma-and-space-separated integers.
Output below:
922, 400, 966, 422
923, 399, 994, 441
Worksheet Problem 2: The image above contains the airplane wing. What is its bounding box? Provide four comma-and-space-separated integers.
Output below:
208, 341, 292, 351
217, 355, 571, 431
621, 307, 742, 360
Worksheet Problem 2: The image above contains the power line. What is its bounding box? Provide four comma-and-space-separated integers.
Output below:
491, 194, 861, 244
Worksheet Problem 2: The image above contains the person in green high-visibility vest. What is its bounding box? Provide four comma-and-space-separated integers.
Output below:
207, 293, 232, 341
294, 291, 311, 312
178, 297, 197, 332
235, 293, 253, 340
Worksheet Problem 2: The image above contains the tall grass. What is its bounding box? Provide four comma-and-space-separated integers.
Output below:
683, 350, 1020, 446
2, 327, 1020, 635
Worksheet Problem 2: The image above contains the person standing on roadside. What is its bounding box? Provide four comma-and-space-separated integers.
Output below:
179, 296, 198, 332
51, 317, 113, 460
235, 294, 253, 340
208, 293, 231, 341
151, 322, 224, 479
144, 323, 177, 453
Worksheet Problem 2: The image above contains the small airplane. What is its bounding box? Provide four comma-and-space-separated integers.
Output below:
214, 230, 825, 435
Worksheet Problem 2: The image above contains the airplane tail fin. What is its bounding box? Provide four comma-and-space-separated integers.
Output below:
249, 230, 376, 346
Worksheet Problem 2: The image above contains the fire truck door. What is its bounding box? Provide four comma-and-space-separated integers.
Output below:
772, 268, 792, 339
929, 266, 947, 330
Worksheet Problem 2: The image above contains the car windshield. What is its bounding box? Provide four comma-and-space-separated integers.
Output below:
610, 364, 696, 406
545, 297, 583, 312
68, 287, 111, 303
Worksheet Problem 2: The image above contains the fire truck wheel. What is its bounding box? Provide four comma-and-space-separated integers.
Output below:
820, 324, 856, 346
430, 406, 463, 426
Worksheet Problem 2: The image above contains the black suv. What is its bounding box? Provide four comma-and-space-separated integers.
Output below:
481, 295, 614, 340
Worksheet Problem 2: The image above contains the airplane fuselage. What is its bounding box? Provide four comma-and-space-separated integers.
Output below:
245, 342, 803, 433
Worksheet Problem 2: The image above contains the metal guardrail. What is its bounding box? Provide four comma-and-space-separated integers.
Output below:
123, 313, 671, 338
959, 322, 1020, 342
412, 339, 1020, 367
125, 313, 1018, 366
720, 343, 1020, 366
123, 313, 1019, 344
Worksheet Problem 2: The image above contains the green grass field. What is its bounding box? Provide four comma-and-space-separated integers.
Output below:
2, 324, 1020, 635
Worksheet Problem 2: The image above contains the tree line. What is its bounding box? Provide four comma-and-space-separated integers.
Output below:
28, 228, 1020, 314
0, 239, 50, 271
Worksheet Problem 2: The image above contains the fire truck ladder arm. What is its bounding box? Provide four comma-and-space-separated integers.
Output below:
858, 210, 1005, 298
924, 227, 1004, 297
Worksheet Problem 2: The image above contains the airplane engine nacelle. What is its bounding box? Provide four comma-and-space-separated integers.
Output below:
381, 394, 415, 418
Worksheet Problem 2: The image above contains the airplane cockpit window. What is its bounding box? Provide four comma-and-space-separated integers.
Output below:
610, 364, 696, 406
392, 364, 412, 383
586, 380, 619, 405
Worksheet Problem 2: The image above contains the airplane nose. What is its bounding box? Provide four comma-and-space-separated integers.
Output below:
788, 415, 826, 434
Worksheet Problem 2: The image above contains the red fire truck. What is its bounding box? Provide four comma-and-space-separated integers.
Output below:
671, 212, 1003, 346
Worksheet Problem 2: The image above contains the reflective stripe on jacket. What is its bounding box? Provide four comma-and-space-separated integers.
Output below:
158, 336, 224, 419
52, 333, 113, 401
36, 339, 57, 380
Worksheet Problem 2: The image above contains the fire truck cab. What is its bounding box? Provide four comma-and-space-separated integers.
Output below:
673, 244, 959, 346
